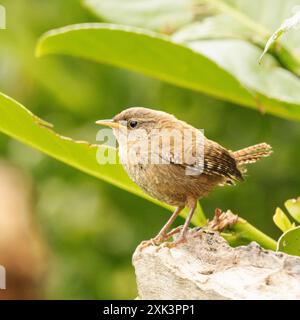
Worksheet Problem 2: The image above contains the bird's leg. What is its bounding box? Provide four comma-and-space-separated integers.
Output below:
175, 199, 197, 244
153, 206, 184, 244
161, 198, 197, 248
138, 206, 184, 250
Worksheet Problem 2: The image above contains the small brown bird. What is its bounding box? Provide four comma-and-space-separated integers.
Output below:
96, 107, 272, 245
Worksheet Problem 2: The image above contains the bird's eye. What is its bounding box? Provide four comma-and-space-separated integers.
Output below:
129, 120, 138, 129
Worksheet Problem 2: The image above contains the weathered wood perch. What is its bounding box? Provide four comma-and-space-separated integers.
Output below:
133, 228, 300, 300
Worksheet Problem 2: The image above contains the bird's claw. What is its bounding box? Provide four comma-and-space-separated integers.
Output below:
156, 236, 187, 251
138, 234, 168, 251
138, 239, 156, 251
138, 227, 188, 251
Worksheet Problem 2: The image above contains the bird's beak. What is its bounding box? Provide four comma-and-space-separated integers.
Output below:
95, 119, 120, 129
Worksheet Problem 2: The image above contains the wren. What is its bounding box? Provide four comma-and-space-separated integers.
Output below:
96, 107, 272, 245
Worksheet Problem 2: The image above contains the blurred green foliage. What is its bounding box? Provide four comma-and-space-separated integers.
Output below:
0, 0, 300, 299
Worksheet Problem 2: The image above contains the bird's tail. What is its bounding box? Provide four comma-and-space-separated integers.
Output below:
233, 143, 272, 165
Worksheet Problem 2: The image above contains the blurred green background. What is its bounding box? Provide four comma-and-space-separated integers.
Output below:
0, 0, 299, 299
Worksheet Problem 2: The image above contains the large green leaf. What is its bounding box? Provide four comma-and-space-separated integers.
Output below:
277, 226, 300, 256
0, 92, 205, 225
36, 23, 300, 121
36, 24, 253, 107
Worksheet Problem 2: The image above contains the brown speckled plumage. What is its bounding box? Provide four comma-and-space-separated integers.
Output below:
97, 107, 273, 245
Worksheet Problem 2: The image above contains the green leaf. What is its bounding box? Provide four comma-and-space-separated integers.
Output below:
273, 207, 293, 232
277, 226, 300, 257
36, 24, 254, 109
84, 0, 196, 32
37, 24, 300, 121
285, 198, 300, 224
0, 91, 206, 226
259, 6, 300, 63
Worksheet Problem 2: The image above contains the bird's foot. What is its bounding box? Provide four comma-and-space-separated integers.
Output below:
138, 233, 170, 251
166, 226, 182, 238
158, 235, 187, 250
138, 238, 156, 251
154, 226, 184, 250
138, 226, 190, 251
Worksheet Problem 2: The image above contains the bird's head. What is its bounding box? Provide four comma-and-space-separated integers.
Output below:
96, 107, 179, 140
